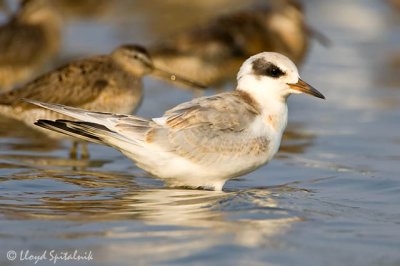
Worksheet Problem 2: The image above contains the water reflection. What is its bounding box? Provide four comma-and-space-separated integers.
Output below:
0, 166, 302, 263
1, 167, 300, 223
0, 154, 110, 169
99, 189, 300, 264
279, 123, 316, 155
0, 169, 136, 220
0, 116, 61, 152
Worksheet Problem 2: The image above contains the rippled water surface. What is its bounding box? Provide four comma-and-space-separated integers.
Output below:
1, 0, 400, 265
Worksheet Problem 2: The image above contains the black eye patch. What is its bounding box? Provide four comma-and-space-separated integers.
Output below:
265, 64, 285, 78
252, 58, 286, 78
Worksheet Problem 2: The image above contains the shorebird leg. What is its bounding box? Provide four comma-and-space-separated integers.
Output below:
81, 142, 90, 159
69, 141, 78, 159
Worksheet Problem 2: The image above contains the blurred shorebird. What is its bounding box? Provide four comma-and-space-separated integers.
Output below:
28, 52, 325, 190
388, 0, 400, 11
149, 0, 327, 89
0, 44, 205, 158
0, 0, 62, 91
53, 0, 110, 19
0, 0, 11, 15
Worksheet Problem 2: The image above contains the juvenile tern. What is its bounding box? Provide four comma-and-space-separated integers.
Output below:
29, 52, 325, 190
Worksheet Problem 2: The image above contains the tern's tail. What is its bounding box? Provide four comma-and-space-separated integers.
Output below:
35, 119, 116, 146
26, 99, 151, 148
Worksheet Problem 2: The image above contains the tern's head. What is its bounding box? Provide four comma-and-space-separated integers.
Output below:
237, 52, 325, 102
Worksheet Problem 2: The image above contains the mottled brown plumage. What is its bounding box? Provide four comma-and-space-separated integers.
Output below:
0, 45, 147, 119
0, 0, 62, 90
0, 56, 140, 112
149, 0, 311, 88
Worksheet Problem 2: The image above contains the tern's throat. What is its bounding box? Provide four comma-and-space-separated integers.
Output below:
237, 76, 288, 111
236, 77, 288, 133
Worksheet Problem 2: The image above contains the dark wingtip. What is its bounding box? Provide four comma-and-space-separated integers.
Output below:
34, 119, 53, 128
34, 119, 104, 142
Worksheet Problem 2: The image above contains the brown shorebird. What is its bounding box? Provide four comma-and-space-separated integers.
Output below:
53, 0, 110, 19
149, 0, 326, 89
0, 44, 205, 158
0, 0, 11, 15
0, 0, 62, 91
28, 52, 325, 190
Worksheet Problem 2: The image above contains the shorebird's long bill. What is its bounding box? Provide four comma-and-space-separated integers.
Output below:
288, 79, 325, 99
152, 67, 208, 90
305, 25, 332, 47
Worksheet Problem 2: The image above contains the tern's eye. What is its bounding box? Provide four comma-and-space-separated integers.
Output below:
265, 65, 285, 78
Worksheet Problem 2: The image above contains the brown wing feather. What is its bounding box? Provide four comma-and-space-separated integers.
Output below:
0, 56, 118, 109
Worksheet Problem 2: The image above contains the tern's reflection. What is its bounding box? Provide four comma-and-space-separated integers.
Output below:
0, 167, 301, 247
0, 166, 303, 265
98, 188, 301, 263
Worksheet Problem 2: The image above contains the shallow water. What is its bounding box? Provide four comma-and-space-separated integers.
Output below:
1, 0, 400, 265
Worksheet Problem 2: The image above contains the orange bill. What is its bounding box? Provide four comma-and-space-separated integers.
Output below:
288, 78, 325, 99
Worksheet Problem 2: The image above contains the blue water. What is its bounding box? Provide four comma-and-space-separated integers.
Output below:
0, 0, 399, 265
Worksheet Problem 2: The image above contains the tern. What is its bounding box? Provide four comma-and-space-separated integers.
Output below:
28, 52, 325, 190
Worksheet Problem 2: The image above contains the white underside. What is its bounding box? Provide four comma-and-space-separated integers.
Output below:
116, 115, 285, 191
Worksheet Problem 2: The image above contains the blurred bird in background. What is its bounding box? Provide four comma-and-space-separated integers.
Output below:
149, 0, 329, 90
0, 0, 62, 91
53, 0, 110, 19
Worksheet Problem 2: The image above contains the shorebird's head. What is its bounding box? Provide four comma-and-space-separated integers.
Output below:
112, 44, 154, 76
112, 44, 207, 89
237, 52, 325, 103
18, 0, 60, 25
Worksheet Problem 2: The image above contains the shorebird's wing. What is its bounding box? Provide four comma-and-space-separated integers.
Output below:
0, 57, 121, 109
